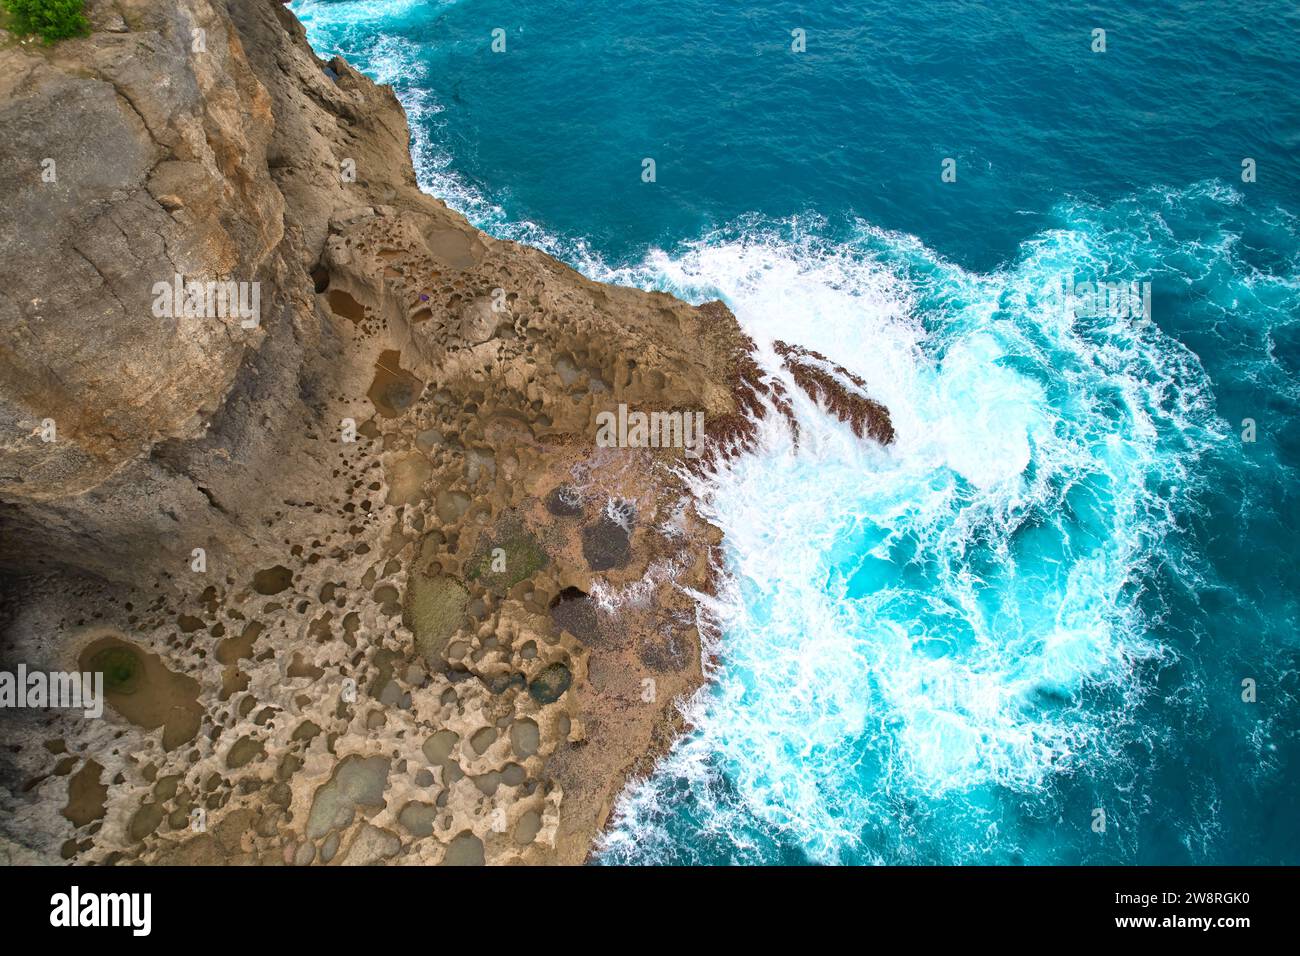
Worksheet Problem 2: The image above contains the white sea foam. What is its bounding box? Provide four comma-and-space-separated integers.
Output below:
598, 208, 1225, 863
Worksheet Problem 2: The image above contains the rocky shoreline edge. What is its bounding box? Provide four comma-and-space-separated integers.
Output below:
0, 0, 890, 865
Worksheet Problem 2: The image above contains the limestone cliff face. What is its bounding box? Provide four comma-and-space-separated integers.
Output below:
0, 0, 774, 864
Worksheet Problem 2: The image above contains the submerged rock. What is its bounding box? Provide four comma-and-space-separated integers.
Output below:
528, 662, 573, 705
403, 572, 469, 664
305, 755, 392, 841
252, 566, 294, 596
63, 761, 108, 828
78, 634, 203, 752
545, 485, 585, 517
550, 587, 606, 646
440, 831, 485, 866
464, 515, 548, 594
581, 515, 632, 571
398, 802, 438, 838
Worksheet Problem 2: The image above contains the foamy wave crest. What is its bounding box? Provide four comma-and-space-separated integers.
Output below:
600, 190, 1239, 864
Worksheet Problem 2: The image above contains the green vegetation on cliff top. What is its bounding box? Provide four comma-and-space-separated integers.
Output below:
2, 0, 89, 43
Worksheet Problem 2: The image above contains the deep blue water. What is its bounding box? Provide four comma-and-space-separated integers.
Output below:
291, 0, 1300, 864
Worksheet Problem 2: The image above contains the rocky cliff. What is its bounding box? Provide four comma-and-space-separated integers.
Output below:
0, 0, 889, 864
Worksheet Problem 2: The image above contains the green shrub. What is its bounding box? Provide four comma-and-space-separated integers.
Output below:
2, 0, 89, 43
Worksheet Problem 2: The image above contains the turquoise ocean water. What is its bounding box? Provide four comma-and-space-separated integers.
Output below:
290, 0, 1300, 864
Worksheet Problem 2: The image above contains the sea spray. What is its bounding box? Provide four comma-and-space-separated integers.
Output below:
600, 190, 1265, 865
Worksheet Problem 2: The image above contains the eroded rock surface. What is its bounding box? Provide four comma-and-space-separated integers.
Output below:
0, 0, 890, 866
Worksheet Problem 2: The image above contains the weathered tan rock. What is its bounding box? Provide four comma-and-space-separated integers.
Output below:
0, 0, 821, 866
